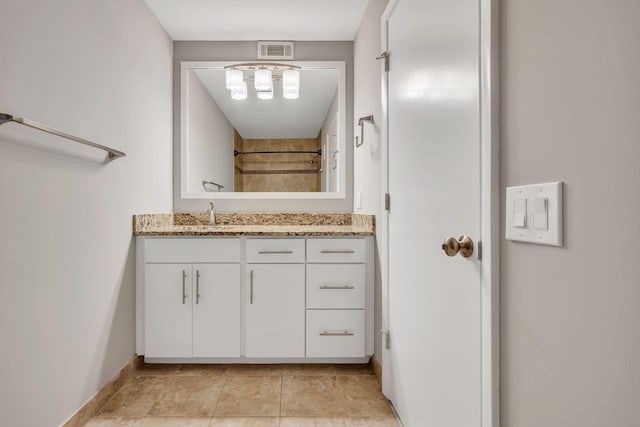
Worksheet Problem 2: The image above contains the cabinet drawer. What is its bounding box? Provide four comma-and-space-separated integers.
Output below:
306, 238, 366, 263
145, 238, 240, 263
306, 310, 365, 358
246, 238, 305, 263
307, 264, 365, 309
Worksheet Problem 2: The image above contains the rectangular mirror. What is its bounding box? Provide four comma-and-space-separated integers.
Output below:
180, 61, 346, 200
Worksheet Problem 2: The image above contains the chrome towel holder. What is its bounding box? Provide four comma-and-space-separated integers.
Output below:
355, 115, 375, 148
0, 113, 126, 159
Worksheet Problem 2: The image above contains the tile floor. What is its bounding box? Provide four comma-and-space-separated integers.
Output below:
85, 363, 401, 427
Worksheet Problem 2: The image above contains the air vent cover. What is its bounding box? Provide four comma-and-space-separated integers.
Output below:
257, 41, 294, 60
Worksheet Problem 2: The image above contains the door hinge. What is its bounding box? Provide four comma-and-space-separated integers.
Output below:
376, 52, 389, 72
384, 193, 391, 211
379, 329, 391, 349
477, 240, 482, 261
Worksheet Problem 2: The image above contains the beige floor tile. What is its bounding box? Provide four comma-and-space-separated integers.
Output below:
177, 364, 229, 377
146, 376, 225, 417
338, 376, 394, 418
350, 416, 402, 426
84, 417, 141, 426
209, 417, 279, 427
117, 377, 168, 395
280, 417, 350, 427
214, 376, 281, 416
281, 376, 346, 417
281, 364, 336, 376
97, 376, 169, 417
138, 417, 211, 427
226, 364, 282, 377
333, 364, 374, 375
135, 363, 179, 376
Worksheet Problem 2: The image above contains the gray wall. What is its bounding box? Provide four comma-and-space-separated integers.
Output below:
353, 0, 389, 363
173, 41, 354, 212
501, 1, 640, 425
0, 1, 173, 425
187, 70, 234, 192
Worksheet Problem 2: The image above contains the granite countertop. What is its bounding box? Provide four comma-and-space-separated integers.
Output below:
133, 213, 375, 236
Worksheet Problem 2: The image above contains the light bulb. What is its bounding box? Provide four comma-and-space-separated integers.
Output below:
257, 90, 273, 100
225, 69, 243, 90
283, 85, 299, 99
231, 81, 247, 100
282, 69, 300, 90
254, 69, 273, 91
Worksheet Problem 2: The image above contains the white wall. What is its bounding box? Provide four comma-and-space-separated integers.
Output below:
353, 0, 389, 360
501, 0, 640, 425
187, 70, 234, 193
320, 90, 340, 191
0, 1, 173, 426
173, 41, 354, 212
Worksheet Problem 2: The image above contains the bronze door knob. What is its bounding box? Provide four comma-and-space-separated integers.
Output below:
441, 235, 474, 258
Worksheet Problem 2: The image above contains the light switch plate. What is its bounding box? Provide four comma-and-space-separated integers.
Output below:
505, 181, 563, 246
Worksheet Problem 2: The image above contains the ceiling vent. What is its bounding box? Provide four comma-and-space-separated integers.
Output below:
257, 41, 294, 60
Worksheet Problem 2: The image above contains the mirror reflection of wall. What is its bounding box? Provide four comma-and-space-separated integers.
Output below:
186, 66, 340, 193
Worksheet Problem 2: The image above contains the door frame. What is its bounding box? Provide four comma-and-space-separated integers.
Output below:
378, 0, 499, 426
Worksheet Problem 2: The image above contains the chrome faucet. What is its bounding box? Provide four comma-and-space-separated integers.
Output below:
207, 201, 216, 226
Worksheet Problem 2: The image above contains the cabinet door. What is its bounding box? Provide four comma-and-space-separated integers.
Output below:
245, 264, 305, 357
193, 264, 241, 357
145, 264, 192, 358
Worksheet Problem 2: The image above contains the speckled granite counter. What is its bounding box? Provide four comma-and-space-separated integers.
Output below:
133, 213, 375, 236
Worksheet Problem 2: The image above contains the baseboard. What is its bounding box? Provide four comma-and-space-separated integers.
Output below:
370, 354, 382, 388
61, 354, 139, 427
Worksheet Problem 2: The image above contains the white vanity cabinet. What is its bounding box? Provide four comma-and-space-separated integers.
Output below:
305, 238, 370, 358
136, 235, 374, 362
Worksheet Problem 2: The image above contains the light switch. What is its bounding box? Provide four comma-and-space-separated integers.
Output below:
533, 197, 548, 231
505, 181, 563, 247
513, 198, 526, 228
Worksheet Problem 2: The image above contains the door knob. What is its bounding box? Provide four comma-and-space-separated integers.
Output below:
441, 235, 474, 258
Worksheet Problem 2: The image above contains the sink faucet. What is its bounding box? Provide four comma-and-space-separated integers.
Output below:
207, 201, 216, 226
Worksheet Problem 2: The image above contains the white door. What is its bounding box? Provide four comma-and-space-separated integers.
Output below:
145, 264, 192, 358
382, 0, 483, 425
192, 264, 241, 357
326, 113, 339, 192
245, 264, 305, 357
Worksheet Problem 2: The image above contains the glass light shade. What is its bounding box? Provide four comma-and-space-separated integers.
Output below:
283, 85, 299, 99
231, 81, 247, 100
282, 69, 300, 90
254, 69, 273, 91
225, 69, 243, 90
257, 90, 273, 100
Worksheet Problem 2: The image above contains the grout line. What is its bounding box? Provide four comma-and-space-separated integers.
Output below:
211, 369, 229, 418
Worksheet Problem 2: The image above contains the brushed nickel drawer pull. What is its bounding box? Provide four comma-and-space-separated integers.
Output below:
250, 270, 254, 305
181, 269, 187, 305
196, 270, 201, 305
320, 285, 355, 290
320, 331, 355, 336
320, 250, 355, 254
258, 250, 294, 254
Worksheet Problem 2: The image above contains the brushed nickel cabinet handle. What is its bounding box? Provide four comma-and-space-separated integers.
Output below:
320, 285, 355, 290
182, 269, 187, 305
320, 331, 355, 336
320, 250, 355, 254
258, 250, 293, 254
196, 270, 201, 305
250, 270, 254, 305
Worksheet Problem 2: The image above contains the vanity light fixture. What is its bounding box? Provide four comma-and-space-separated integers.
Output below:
256, 90, 274, 100
224, 62, 301, 101
225, 69, 244, 90
231, 81, 248, 100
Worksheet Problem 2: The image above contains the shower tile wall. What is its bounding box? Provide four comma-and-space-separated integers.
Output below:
234, 132, 322, 192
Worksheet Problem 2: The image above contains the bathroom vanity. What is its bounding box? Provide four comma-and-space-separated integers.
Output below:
134, 213, 375, 364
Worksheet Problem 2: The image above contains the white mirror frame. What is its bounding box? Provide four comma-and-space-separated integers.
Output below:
180, 61, 347, 200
